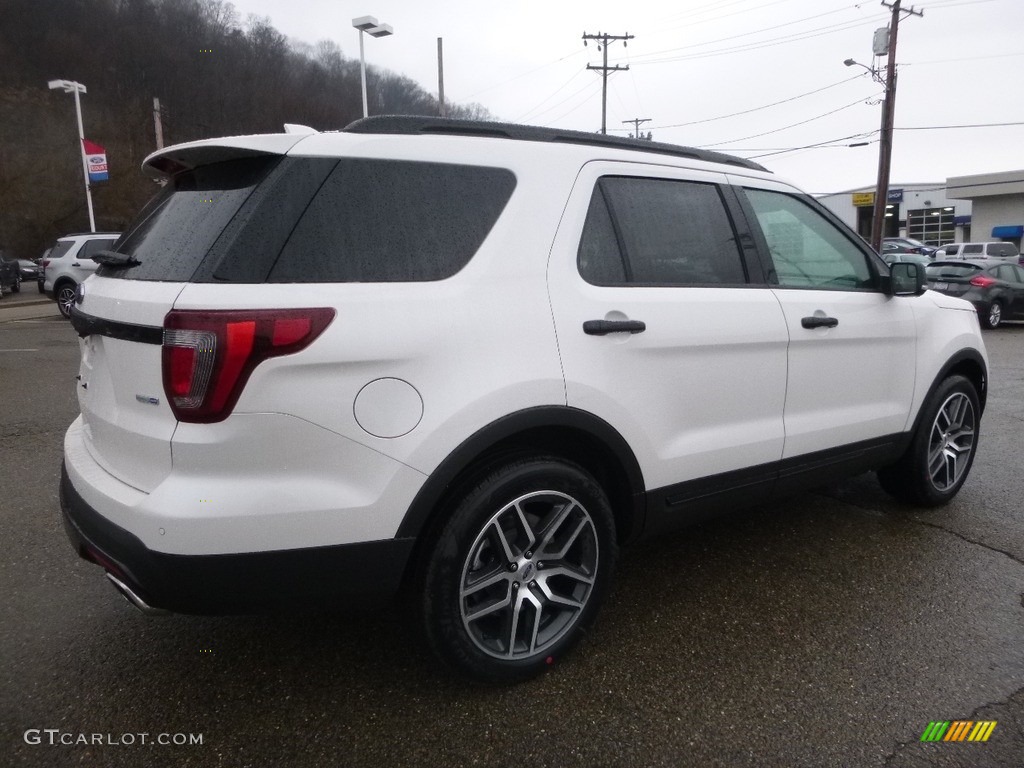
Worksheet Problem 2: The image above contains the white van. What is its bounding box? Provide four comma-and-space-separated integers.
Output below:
934, 241, 1019, 259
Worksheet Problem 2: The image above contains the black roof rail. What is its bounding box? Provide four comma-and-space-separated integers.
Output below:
343, 116, 769, 173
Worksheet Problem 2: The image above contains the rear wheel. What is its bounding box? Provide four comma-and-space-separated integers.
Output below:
878, 374, 979, 506
983, 300, 1002, 329
420, 457, 617, 684
11, 276, 20, 293
56, 283, 76, 318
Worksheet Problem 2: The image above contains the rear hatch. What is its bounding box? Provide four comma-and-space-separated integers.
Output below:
71, 139, 309, 493
925, 261, 983, 298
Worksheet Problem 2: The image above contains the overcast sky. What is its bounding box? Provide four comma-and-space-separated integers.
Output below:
225, 0, 1023, 194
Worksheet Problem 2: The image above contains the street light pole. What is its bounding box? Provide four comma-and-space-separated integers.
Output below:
352, 16, 394, 119
48, 79, 96, 232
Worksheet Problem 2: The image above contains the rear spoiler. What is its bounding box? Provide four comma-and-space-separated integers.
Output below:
142, 131, 313, 180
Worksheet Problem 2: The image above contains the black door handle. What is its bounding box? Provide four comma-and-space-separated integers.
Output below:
801, 316, 839, 329
583, 319, 647, 335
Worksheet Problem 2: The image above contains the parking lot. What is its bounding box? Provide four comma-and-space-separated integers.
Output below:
2, 299, 1022, 767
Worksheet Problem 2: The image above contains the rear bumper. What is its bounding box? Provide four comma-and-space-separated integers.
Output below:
61, 463, 415, 614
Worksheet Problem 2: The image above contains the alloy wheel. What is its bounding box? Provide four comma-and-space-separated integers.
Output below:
927, 392, 976, 493
57, 285, 76, 318
459, 490, 599, 660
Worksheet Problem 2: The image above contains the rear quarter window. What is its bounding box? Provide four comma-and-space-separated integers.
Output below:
268, 160, 516, 283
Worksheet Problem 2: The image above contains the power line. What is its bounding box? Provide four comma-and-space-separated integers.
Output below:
516, 69, 586, 122
699, 93, 883, 148
627, 15, 883, 65
627, 2, 866, 61
463, 49, 583, 101
894, 120, 1024, 130
651, 74, 865, 129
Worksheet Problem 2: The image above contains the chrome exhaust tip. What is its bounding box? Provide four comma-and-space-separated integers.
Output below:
105, 572, 170, 616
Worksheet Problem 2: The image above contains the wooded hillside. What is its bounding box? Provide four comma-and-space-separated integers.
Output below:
0, 0, 490, 259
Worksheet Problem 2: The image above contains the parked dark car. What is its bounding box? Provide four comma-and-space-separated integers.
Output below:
0, 258, 22, 296
883, 237, 937, 257
926, 258, 1024, 329
17, 259, 40, 281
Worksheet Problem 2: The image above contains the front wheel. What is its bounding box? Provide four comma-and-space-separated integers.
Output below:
878, 374, 980, 506
11, 276, 20, 293
420, 457, 617, 684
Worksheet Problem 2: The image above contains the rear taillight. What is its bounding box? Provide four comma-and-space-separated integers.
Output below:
162, 308, 335, 423
969, 275, 996, 288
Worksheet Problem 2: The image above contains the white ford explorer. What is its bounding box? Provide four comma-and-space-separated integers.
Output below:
61, 117, 988, 683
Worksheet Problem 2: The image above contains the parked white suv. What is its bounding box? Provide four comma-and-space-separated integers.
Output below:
61, 118, 988, 683
42, 232, 121, 317
934, 241, 1018, 260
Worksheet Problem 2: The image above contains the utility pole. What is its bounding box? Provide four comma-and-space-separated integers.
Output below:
622, 117, 651, 139
437, 38, 446, 118
582, 31, 633, 134
153, 97, 165, 149
870, 0, 922, 252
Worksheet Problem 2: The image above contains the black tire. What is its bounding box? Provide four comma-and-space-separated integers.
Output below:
982, 300, 1002, 329
11, 276, 20, 293
877, 374, 980, 507
420, 457, 617, 684
37, 281, 44, 294
56, 283, 76, 319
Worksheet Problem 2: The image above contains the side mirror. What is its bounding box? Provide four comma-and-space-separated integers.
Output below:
890, 262, 926, 296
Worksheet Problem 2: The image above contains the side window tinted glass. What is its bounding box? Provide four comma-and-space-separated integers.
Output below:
744, 189, 873, 290
270, 160, 516, 282
963, 244, 983, 255
578, 177, 745, 286
48, 241, 74, 260
81, 238, 118, 259
578, 187, 627, 284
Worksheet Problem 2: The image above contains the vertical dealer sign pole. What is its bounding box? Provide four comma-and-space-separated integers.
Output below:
48, 79, 96, 232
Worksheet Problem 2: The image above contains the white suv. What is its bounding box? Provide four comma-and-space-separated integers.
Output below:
934, 241, 1019, 260
42, 232, 121, 317
61, 118, 988, 683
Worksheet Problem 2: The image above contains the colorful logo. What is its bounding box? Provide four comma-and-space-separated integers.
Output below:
920, 721, 997, 742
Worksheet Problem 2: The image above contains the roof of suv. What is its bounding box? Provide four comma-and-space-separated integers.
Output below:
143, 116, 770, 177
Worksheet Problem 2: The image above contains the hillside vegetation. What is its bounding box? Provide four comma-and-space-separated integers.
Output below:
0, 0, 489, 259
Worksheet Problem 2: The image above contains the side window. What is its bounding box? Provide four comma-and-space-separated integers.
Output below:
744, 189, 873, 290
577, 186, 627, 284
578, 176, 746, 286
269, 160, 516, 283
80, 238, 117, 259
996, 264, 1019, 282
963, 244, 983, 255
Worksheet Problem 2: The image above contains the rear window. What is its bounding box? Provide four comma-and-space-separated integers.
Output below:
926, 263, 981, 278
101, 156, 281, 281
267, 160, 516, 283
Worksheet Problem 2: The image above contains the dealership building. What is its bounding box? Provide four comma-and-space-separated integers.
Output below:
817, 169, 1024, 249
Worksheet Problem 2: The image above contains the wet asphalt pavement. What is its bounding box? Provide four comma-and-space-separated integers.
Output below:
1, 302, 1021, 767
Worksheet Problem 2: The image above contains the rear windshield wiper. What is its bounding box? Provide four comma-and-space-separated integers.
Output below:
93, 250, 141, 268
